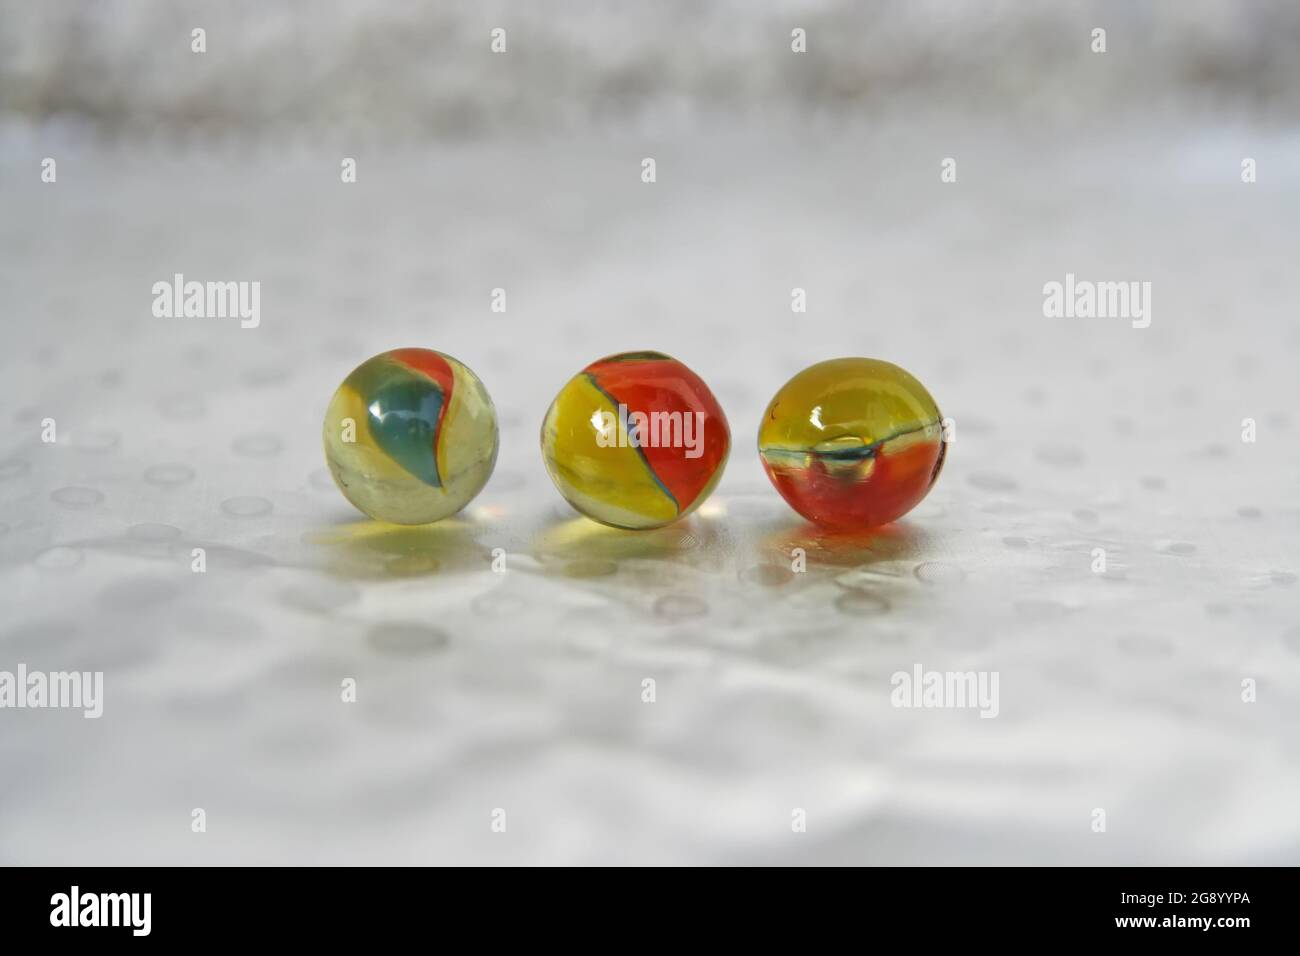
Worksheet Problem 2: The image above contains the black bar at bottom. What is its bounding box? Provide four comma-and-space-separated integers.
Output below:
0, 866, 1287, 941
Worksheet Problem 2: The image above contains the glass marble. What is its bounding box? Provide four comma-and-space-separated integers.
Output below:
541, 351, 730, 530
323, 348, 498, 524
758, 358, 946, 530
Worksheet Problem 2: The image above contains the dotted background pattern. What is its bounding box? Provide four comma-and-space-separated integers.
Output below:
1, 1, 1298, 864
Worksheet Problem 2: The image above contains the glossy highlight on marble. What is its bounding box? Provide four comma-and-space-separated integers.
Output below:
758, 358, 946, 529
323, 348, 498, 524
541, 351, 730, 530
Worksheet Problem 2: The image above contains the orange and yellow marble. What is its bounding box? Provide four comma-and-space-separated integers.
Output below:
323, 348, 498, 524
540, 351, 730, 530
758, 358, 946, 529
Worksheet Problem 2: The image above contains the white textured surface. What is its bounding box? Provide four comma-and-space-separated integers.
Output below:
1, 106, 1299, 863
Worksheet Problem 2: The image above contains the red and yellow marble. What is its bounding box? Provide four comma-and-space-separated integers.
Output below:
758, 358, 945, 530
541, 351, 730, 530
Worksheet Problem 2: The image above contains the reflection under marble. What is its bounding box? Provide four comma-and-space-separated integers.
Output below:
307, 517, 492, 579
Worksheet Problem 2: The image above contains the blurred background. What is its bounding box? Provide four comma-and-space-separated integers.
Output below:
4, 0, 1300, 134
1, 1, 1297, 865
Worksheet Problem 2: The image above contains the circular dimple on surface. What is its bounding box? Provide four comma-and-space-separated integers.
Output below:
127, 522, 182, 542
34, 546, 84, 570
742, 564, 795, 587
1140, 476, 1166, 490
1160, 541, 1197, 556
654, 594, 708, 622
968, 471, 1018, 492
1002, 536, 1030, 549
1271, 571, 1297, 587
51, 486, 104, 508
0, 459, 28, 480
562, 558, 618, 579
385, 554, 441, 576
1035, 444, 1085, 467
1073, 509, 1099, 524
144, 463, 195, 486
280, 580, 361, 614
221, 496, 272, 518
232, 433, 284, 458
1283, 626, 1300, 655
366, 622, 450, 655
834, 591, 890, 616
914, 561, 967, 586
71, 428, 120, 452
1237, 506, 1262, 519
